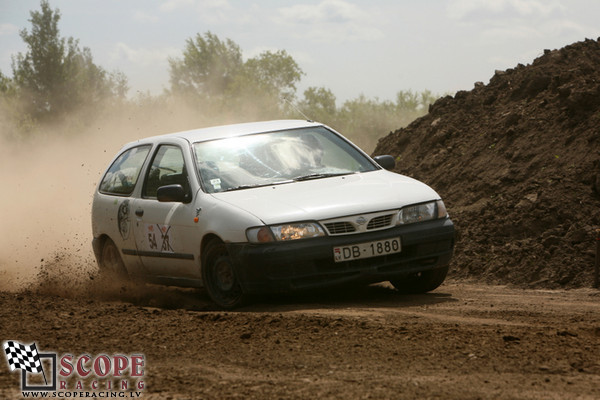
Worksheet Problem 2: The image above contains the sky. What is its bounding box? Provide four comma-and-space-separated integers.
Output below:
1, 0, 600, 104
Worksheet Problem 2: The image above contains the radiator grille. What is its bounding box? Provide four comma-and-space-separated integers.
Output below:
324, 222, 356, 234
367, 214, 394, 230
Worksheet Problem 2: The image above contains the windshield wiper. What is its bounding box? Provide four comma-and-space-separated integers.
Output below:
292, 172, 354, 181
224, 180, 294, 192
223, 173, 353, 191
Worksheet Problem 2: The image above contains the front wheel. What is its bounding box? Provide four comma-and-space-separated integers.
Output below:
390, 266, 449, 294
201, 240, 246, 309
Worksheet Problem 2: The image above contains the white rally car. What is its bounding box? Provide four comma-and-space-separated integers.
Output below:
92, 120, 454, 308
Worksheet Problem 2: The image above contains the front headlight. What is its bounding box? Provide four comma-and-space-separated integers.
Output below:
246, 222, 326, 243
397, 200, 447, 225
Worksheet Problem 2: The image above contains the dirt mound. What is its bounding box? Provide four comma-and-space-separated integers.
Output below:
374, 38, 600, 288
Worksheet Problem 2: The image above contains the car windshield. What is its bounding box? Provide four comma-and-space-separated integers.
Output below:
193, 126, 378, 193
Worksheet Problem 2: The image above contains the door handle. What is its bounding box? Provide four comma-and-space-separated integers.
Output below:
135, 208, 144, 217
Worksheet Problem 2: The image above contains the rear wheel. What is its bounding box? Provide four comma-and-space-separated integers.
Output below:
99, 238, 128, 279
202, 240, 246, 309
390, 266, 449, 294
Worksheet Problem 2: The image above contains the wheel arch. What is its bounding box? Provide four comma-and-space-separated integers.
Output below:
200, 233, 224, 265
199, 234, 246, 308
96, 234, 129, 278
92, 234, 111, 264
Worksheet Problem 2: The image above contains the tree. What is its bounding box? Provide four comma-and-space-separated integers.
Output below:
336, 92, 438, 153
396, 90, 420, 112
0, 69, 35, 138
396, 89, 437, 112
0, 71, 13, 94
239, 50, 303, 100
169, 32, 304, 120
297, 86, 336, 122
225, 49, 303, 119
168, 31, 243, 100
11, 0, 126, 121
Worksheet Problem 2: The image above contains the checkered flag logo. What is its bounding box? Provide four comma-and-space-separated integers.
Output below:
3, 341, 43, 374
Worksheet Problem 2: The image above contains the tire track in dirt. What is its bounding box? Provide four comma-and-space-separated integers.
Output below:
2, 281, 600, 399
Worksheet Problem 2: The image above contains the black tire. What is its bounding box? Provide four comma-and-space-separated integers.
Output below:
390, 265, 449, 294
99, 238, 128, 279
201, 240, 246, 309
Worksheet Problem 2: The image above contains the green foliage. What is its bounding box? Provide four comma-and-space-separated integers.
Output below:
0, 71, 16, 96
9, 0, 127, 124
295, 88, 437, 153
0, 68, 38, 138
167, 32, 439, 151
340, 91, 437, 152
107, 70, 129, 100
1, 4, 438, 147
297, 87, 337, 123
168, 31, 243, 101
396, 89, 437, 112
169, 33, 303, 121
336, 95, 399, 151
240, 50, 303, 100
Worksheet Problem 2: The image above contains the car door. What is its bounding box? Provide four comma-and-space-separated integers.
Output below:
94, 144, 153, 277
131, 143, 200, 280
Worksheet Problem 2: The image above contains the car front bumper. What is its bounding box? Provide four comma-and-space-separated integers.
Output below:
226, 217, 455, 293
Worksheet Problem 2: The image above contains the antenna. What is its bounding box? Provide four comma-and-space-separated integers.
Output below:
281, 97, 313, 122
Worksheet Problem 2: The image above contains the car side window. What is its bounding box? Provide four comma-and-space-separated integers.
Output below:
143, 145, 191, 199
99, 145, 151, 196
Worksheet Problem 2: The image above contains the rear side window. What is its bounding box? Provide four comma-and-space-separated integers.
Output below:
99, 145, 151, 195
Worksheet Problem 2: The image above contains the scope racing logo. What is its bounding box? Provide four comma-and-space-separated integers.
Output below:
3, 340, 145, 398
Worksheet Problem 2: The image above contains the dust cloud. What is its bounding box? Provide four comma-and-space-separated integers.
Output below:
0, 121, 131, 292
0, 100, 254, 293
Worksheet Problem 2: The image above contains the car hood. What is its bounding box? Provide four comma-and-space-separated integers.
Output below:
210, 170, 441, 225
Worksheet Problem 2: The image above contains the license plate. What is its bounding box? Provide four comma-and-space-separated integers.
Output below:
333, 237, 401, 262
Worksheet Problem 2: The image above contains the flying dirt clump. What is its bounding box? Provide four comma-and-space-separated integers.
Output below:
374, 38, 600, 288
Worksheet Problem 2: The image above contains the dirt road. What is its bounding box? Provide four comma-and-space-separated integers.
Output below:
1, 281, 599, 399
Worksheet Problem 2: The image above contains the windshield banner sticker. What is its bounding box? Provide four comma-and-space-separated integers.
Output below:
210, 178, 221, 190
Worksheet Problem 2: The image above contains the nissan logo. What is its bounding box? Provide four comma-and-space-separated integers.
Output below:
356, 216, 367, 225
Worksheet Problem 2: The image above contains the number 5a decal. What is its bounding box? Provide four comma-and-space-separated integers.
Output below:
146, 224, 174, 253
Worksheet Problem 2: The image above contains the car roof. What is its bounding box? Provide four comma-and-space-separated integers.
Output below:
128, 119, 324, 147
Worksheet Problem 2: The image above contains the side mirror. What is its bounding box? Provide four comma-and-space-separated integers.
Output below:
373, 155, 396, 171
157, 184, 188, 203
